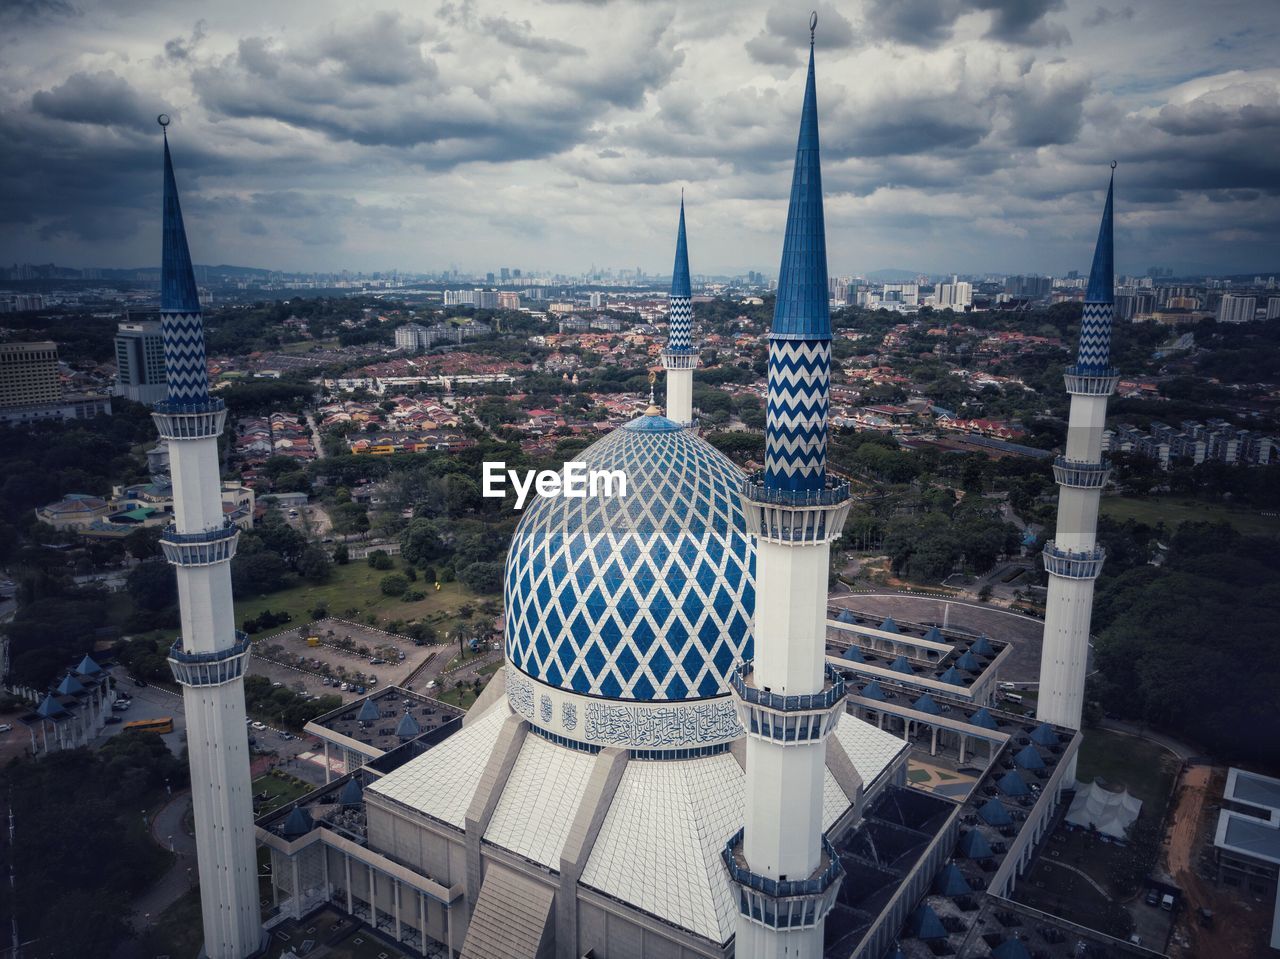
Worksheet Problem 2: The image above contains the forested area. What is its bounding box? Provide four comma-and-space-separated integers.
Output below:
0, 732, 186, 957
1090, 521, 1280, 763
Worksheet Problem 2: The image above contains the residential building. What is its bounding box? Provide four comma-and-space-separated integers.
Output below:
114, 319, 168, 404
1218, 293, 1257, 323
0, 340, 61, 408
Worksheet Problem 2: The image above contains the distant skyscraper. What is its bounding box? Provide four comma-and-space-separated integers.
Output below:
1218, 293, 1257, 323
936, 275, 973, 310
114, 319, 168, 404
589, 291, 604, 309
485, 271, 496, 284
0, 341, 61, 408
500, 267, 510, 282
1266, 296, 1280, 320
1036, 168, 1119, 785
151, 120, 263, 959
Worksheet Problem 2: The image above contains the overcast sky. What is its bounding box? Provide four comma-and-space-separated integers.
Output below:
3, 0, 1278, 278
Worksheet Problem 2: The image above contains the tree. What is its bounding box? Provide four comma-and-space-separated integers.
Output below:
298, 545, 332, 584
367, 549, 394, 570
459, 561, 503, 594
127, 558, 177, 612
333, 543, 350, 565
380, 573, 409, 596
400, 519, 447, 567
231, 551, 290, 595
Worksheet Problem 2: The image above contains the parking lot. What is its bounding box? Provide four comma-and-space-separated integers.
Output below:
247, 618, 443, 705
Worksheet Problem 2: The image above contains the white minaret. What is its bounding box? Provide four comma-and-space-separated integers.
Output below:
662, 193, 697, 425
151, 117, 263, 959
727, 19, 852, 958
1036, 166, 1120, 785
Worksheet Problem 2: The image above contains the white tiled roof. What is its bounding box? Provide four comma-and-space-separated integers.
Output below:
822, 766, 848, 831
832, 712, 909, 788
580, 753, 744, 943
484, 733, 597, 868
367, 704, 509, 829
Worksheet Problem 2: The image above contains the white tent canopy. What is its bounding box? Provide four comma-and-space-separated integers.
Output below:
1065, 779, 1143, 839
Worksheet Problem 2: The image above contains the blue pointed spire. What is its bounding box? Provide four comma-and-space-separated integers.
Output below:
671, 195, 692, 300
157, 117, 211, 405
771, 41, 830, 340
666, 195, 694, 353
1074, 166, 1116, 375
763, 33, 832, 495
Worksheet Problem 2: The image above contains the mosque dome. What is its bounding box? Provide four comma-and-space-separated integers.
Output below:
504, 412, 755, 705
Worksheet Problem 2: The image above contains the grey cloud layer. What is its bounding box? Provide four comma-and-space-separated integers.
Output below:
2, 0, 1279, 274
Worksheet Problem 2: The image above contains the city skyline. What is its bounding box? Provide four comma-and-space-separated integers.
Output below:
3, 0, 1279, 277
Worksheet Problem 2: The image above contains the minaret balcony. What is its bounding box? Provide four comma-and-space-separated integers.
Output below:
723, 827, 844, 930
729, 662, 847, 745
660, 349, 699, 370
151, 397, 226, 440
1052, 457, 1111, 489
160, 521, 240, 566
1063, 365, 1120, 397
740, 472, 851, 545
168, 632, 252, 687
1043, 542, 1106, 580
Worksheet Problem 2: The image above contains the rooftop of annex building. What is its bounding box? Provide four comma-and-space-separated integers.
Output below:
305, 685, 464, 759
826, 607, 1013, 703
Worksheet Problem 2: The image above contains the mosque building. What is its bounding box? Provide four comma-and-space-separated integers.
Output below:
144, 17, 1144, 959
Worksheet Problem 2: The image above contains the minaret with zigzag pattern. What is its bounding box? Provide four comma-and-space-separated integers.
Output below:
1036, 168, 1120, 785
152, 118, 264, 959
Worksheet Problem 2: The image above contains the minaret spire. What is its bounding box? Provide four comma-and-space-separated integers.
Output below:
728, 19, 853, 959
1075, 163, 1116, 374
151, 117, 264, 959
661, 190, 698, 425
1036, 166, 1122, 785
763, 31, 831, 493
158, 115, 210, 404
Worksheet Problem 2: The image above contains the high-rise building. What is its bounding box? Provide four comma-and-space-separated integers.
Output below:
497, 291, 520, 309
1267, 296, 1280, 320
1036, 169, 1120, 784
661, 196, 697, 426
730, 29, 852, 958
588, 291, 604, 309
500, 267, 511, 282
936, 275, 973, 310
0, 341, 61, 408
114, 319, 168, 404
1218, 293, 1257, 323
151, 120, 263, 959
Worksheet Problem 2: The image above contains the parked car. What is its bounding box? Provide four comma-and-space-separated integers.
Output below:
1145, 889, 1159, 907
0, 724, 11, 733
251, 721, 266, 730
103, 716, 122, 725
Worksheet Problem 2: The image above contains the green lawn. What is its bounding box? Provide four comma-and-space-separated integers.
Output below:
1101, 495, 1280, 537
1077, 727, 1180, 820
252, 772, 314, 815
1013, 855, 1133, 938
146, 887, 204, 959
233, 559, 487, 640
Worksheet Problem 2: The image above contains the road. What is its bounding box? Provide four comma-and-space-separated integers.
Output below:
305, 412, 327, 460
133, 790, 197, 927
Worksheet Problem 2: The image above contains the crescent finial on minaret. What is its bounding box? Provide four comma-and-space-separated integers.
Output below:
810, 10, 818, 43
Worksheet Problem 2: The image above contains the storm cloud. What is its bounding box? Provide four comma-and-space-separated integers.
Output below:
1, 0, 1278, 276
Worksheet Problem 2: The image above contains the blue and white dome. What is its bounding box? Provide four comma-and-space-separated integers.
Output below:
504, 413, 756, 703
